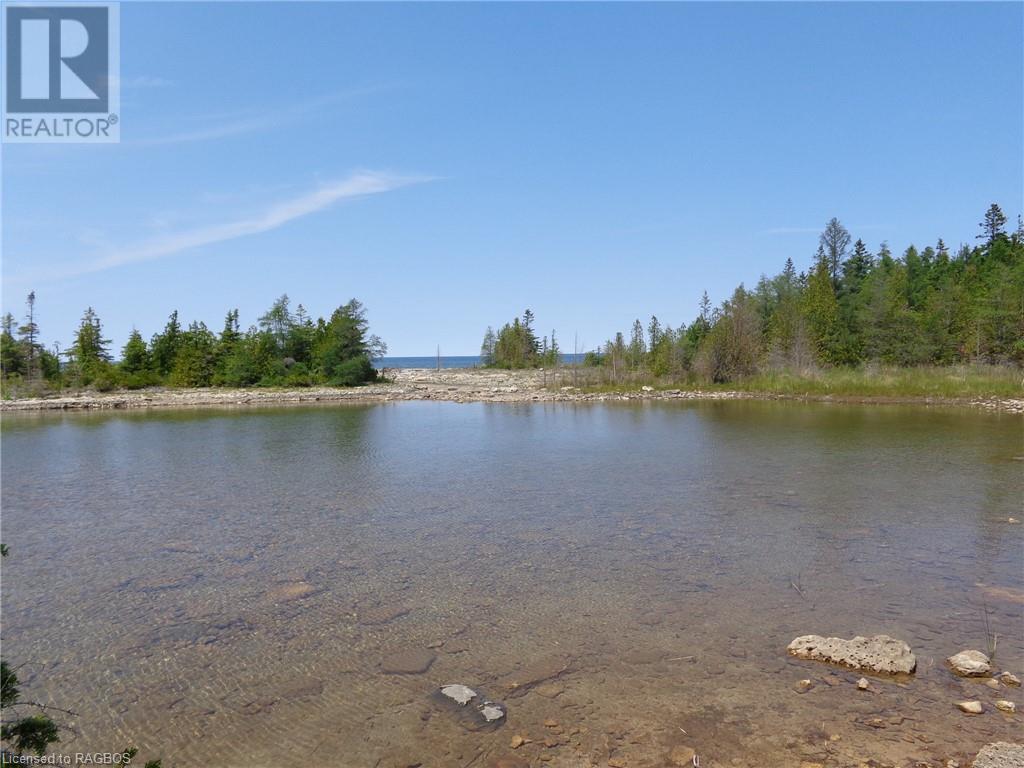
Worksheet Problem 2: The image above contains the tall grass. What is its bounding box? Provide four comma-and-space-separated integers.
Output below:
551, 364, 1024, 399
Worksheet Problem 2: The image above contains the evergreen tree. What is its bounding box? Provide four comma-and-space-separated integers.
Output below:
17, 292, 39, 379
120, 329, 150, 374
150, 311, 182, 376
820, 218, 851, 285
69, 307, 111, 384
480, 326, 497, 366
978, 203, 1007, 246
802, 257, 844, 364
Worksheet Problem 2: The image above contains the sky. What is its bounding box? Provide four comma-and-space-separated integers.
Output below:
2, 2, 1022, 357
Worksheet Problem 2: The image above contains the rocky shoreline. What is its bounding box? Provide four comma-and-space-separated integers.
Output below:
1, 368, 1022, 413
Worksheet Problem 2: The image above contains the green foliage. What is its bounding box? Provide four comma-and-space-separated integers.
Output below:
485, 310, 541, 368
2, 714, 59, 756
120, 329, 150, 374
584, 204, 1023, 383
68, 307, 111, 385
1, 296, 386, 395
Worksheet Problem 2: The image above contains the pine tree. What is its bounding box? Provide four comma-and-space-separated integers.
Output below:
978, 203, 1007, 246
150, 311, 182, 376
480, 326, 496, 366
120, 329, 150, 374
819, 218, 851, 285
802, 257, 843, 364
17, 292, 39, 379
69, 307, 111, 383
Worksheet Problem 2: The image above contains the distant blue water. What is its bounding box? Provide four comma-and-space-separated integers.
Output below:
378, 354, 584, 369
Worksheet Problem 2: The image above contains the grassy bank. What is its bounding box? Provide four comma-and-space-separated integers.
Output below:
560, 365, 1024, 399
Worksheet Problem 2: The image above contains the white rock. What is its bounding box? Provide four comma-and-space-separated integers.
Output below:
856, 677, 870, 690
994, 700, 1016, 713
479, 702, 505, 722
956, 700, 983, 714
998, 671, 1021, 686
973, 742, 1024, 768
440, 684, 477, 705
947, 649, 991, 677
787, 634, 916, 674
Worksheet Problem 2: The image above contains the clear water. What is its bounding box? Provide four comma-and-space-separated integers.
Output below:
1, 401, 1021, 767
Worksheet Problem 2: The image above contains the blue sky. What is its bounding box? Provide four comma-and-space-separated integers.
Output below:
3, 2, 1022, 356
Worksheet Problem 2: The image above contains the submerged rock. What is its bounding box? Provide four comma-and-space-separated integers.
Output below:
440, 684, 477, 706
972, 742, 1024, 768
957, 700, 984, 714
948, 650, 992, 677
998, 672, 1022, 687
994, 700, 1016, 713
433, 684, 507, 731
787, 634, 916, 674
479, 701, 506, 722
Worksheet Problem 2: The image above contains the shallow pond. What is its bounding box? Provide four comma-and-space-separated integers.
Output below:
1, 401, 1021, 767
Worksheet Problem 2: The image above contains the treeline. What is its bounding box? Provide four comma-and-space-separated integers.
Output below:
0, 295, 386, 393
483, 203, 1023, 382
480, 309, 561, 368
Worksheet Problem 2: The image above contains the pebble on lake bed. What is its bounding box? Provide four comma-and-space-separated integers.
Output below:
479, 702, 506, 722
998, 671, 1021, 686
956, 700, 984, 714
994, 700, 1016, 713
440, 684, 477, 705
856, 677, 870, 691
947, 649, 991, 677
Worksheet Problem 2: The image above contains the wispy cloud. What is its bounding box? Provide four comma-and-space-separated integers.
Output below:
15, 171, 431, 283
133, 85, 391, 146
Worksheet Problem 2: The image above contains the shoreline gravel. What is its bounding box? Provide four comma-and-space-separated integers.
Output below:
1, 368, 1021, 414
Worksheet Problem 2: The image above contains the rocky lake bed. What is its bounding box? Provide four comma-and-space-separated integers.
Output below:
1, 390, 1021, 767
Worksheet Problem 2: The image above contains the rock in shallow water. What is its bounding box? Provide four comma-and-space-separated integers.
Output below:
948, 649, 992, 677
956, 700, 984, 714
972, 742, 1024, 768
440, 684, 477, 705
999, 672, 1022, 687
787, 634, 916, 674
434, 684, 507, 730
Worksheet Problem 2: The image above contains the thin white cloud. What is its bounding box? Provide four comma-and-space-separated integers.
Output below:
17, 171, 431, 283
134, 85, 392, 146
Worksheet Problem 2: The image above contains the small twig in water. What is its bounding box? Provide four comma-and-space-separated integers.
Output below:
789, 572, 805, 599
667, 656, 695, 662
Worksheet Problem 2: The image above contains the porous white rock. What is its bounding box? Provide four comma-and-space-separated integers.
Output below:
787, 634, 916, 674
948, 650, 992, 677
972, 742, 1024, 768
